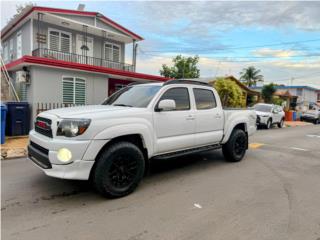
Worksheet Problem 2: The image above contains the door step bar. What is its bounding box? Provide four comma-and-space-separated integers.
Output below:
153, 144, 222, 160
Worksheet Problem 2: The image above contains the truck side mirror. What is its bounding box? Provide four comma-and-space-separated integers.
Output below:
156, 99, 176, 112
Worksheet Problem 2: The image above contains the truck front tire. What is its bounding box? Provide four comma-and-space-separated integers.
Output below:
93, 142, 145, 198
222, 129, 247, 162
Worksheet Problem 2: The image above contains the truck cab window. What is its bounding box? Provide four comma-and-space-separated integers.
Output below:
158, 87, 190, 111
193, 88, 216, 110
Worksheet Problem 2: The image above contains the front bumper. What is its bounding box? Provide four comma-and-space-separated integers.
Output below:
256, 115, 269, 125
28, 130, 108, 180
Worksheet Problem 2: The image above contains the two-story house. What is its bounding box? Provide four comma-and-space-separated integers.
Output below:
1, 5, 168, 119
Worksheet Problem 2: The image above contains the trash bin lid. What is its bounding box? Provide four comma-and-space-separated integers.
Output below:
1, 103, 7, 111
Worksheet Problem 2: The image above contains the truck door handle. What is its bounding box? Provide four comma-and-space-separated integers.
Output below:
215, 114, 222, 119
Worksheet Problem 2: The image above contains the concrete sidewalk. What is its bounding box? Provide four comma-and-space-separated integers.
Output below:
1, 136, 28, 159
284, 121, 313, 127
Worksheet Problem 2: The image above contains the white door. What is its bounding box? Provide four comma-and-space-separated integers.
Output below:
273, 106, 282, 123
153, 87, 196, 154
76, 34, 93, 64
192, 88, 224, 146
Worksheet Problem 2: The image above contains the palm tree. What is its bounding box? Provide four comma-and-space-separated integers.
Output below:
239, 66, 264, 87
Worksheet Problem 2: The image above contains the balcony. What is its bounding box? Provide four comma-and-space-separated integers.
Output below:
32, 48, 134, 72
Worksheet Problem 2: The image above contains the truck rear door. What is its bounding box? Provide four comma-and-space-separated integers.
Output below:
192, 88, 224, 146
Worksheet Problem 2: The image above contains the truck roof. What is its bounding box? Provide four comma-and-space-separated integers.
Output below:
133, 79, 211, 88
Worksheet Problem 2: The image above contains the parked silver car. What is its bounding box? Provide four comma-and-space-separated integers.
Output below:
254, 103, 285, 129
301, 106, 320, 124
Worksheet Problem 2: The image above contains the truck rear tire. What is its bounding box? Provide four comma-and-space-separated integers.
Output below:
222, 129, 247, 162
93, 142, 145, 198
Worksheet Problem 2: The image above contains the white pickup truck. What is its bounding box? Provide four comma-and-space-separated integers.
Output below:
28, 80, 256, 198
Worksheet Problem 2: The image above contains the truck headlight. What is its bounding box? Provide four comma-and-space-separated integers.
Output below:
57, 119, 91, 137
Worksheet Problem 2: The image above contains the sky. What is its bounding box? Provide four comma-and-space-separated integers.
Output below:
1, 0, 320, 87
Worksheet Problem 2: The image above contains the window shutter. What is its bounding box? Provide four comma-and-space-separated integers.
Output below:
75, 78, 86, 105
3, 42, 8, 61
113, 45, 120, 62
105, 44, 112, 61
63, 78, 74, 104
60, 33, 71, 53
17, 32, 22, 58
62, 77, 86, 104
49, 31, 59, 51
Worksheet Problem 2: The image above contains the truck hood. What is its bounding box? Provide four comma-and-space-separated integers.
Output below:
41, 105, 143, 119
255, 111, 272, 117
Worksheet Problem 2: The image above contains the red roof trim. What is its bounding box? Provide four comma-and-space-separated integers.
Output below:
33, 6, 97, 16
2, 6, 143, 40
2, 8, 34, 39
4, 56, 169, 82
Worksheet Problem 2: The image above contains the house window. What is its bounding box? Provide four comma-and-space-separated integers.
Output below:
49, 28, 71, 53
62, 77, 86, 105
317, 93, 320, 101
9, 38, 14, 60
104, 42, 120, 62
16, 31, 22, 58
3, 42, 8, 62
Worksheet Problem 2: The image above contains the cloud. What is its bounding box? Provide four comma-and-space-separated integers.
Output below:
272, 59, 320, 69
252, 48, 300, 58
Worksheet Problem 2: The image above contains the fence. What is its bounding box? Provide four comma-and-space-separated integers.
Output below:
36, 102, 85, 115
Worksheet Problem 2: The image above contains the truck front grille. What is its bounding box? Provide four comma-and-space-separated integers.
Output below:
35, 117, 53, 138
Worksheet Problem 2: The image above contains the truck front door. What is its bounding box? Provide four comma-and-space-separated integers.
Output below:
153, 87, 196, 154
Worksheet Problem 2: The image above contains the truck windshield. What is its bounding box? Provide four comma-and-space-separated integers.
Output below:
102, 85, 161, 108
254, 104, 272, 112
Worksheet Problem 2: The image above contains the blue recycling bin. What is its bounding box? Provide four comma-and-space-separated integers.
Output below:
292, 111, 297, 121
5, 102, 30, 136
1, 104, 7, 144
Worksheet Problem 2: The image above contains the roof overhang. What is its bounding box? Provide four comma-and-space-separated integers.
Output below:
1, 6, 144, 41
3, 56, 169, 82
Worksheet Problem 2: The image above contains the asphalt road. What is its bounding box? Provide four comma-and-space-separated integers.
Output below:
2, 125, 320, 240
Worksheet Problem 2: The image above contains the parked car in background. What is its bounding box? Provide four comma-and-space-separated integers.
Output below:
301, 105, 320, 124
28, 80, 256, 198
254, 103, 285, 129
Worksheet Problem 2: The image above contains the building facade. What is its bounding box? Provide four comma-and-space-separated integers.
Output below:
252, 85, 320, 108
1, 6, 168, 120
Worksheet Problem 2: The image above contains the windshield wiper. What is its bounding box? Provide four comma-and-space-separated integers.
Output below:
113, 104, 133, 107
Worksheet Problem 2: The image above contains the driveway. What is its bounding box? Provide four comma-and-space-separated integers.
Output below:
2, 125, 320, 240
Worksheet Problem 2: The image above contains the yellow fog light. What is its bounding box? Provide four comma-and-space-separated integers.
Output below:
57, 148, 72, 163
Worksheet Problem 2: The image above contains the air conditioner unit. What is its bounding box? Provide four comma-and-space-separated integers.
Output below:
16, 71, 27, 83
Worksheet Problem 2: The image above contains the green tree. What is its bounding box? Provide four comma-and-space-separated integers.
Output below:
160, 55, 200, 79
261, 83, 276, 103
240, 66, 264, 87
212, 78, 245, 107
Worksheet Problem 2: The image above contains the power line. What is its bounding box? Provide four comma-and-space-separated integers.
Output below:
141, 38, 320, 53
138, 50, 320, 63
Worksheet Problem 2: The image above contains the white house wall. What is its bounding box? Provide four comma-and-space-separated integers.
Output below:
29, 66, 108, 119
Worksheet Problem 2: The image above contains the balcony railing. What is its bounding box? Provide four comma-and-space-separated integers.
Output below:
32, 48, 134, 72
